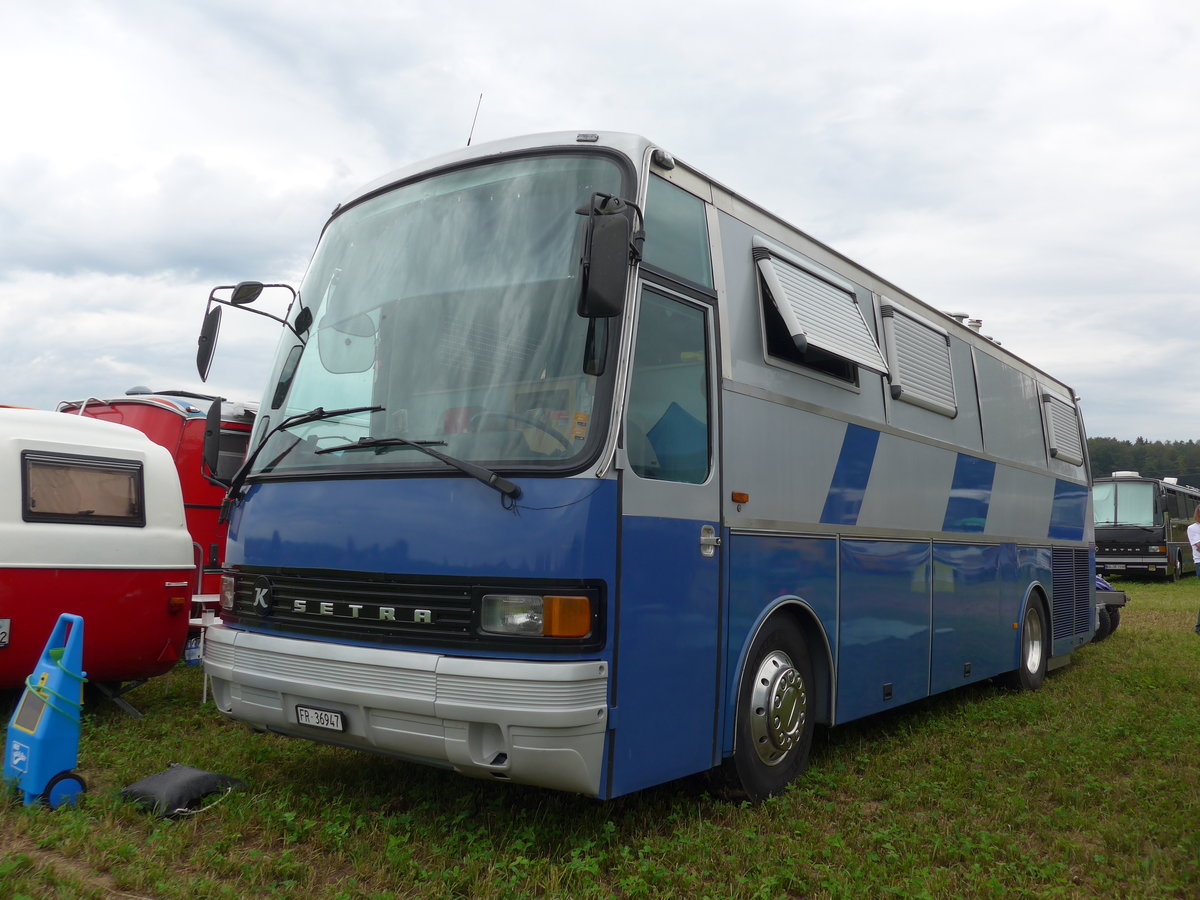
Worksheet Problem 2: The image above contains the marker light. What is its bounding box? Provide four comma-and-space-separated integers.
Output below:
165, 581, 190, 615
481, 594, 592, 638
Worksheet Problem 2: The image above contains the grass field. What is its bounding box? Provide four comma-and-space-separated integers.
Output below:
2, 579, 1198, 899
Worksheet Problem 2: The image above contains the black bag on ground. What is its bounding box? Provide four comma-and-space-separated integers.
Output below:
120, 763, 244, 818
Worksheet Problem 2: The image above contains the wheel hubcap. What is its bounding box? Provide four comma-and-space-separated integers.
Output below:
749, 650, 806, 766
1023, 608, 1044, 673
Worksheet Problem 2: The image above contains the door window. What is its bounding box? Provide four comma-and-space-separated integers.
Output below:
625, 290, 711, 484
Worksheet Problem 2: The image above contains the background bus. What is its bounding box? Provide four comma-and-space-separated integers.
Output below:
1093, 472, 1200, 580
195, 131, 1094, 800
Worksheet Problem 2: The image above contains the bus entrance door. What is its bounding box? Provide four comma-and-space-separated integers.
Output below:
609, 287, 721, 796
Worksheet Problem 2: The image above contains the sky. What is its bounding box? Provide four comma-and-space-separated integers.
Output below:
1, 0, 1197, 441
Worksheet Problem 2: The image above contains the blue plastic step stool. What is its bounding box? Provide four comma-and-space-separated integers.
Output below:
4, 613, 88, 807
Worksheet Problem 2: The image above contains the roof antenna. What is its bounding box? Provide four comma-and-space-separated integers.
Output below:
467, 93, 483, 146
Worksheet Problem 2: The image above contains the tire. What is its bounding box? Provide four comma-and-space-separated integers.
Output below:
41, 771, 86, 809
1106, 606, 1121, 635
1172, 553, 1183, 582
1004, 599, 1048, 691
722, 617, 815, 801
1092, 605, 1112, 643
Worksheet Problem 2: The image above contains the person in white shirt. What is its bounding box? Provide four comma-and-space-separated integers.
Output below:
1188, 506, 1200, 634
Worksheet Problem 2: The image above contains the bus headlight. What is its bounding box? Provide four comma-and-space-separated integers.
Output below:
220, 574, 237, 610
481, 594, 591, 638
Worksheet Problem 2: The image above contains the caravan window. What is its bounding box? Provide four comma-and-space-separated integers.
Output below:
880, 302, 956, 417
21, 451, 145, 527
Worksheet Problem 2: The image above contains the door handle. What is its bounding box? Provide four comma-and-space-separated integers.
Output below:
700, 524, 721, 558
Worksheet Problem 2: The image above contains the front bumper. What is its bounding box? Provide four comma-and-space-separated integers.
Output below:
203, 624, 609, 796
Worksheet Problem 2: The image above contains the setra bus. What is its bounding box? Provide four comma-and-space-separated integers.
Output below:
1093, 472, 1200, 580
195, 132, 1094, 800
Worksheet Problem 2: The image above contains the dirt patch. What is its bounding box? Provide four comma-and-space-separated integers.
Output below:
2, 829, 158, 900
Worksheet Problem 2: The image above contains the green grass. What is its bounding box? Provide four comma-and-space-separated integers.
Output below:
2, 580, 1198, 899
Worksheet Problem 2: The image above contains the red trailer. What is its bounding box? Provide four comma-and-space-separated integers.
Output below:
58, 389, 256, 597
0, 408, 196, 689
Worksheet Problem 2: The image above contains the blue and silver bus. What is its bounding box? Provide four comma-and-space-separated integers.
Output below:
196, 132, 1094, 800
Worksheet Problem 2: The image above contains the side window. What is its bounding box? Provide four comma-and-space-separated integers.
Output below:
216, 429, 251, 483
880, 302, 957, 417
642, 177, 714, 289
760, 280, 858, 383
625, 290, 711, 484
975, 353, 1046, 466
1041, 390, 1084, 466
754, 240, 887, 385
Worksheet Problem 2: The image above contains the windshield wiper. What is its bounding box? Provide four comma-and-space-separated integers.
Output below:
219, 405, 384, 522
316, 436, 522, 502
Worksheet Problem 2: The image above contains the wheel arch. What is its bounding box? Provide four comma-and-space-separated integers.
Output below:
731, 597, 835, 729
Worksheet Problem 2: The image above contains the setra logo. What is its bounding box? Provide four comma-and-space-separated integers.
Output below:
250, 576, 273, 612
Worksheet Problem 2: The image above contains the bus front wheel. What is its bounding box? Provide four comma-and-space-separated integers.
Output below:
724, 618, 815, 801
1005, 599, 1048, 691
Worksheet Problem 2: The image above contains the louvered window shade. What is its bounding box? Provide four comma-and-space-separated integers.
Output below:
880, 302, 957, 417
754, 245, 888, 375
1042, 392, 1084, 466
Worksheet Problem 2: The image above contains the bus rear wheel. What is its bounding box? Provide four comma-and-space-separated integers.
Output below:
723, 618, 815, 801
1004, 599, 1048, 691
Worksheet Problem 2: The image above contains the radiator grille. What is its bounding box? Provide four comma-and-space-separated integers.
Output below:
225, 568, 603, 651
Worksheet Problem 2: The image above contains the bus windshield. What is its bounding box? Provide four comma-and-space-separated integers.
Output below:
252, 153, 627, 476
1093, 481, 1157, 527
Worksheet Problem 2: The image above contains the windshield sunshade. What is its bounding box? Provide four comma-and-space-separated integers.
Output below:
250, 154, 627, 478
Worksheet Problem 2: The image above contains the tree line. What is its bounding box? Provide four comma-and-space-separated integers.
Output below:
1087, 437, 1200, 487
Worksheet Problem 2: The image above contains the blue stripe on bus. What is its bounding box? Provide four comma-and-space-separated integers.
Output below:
821, 424, 880, 526
942, 454, 996, 534
1048, 479, 1089, 541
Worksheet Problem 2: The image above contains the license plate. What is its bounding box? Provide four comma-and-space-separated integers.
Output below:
1106, 564, 1125, 570
296, 705, 344, 732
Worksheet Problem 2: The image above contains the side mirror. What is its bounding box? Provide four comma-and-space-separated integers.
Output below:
318, 312, 377, 374
196, 305, 222, 382
196, 281, 308, 382
231, 281, 264, 305
577, 195, 637, 319
202, 398, 224, 484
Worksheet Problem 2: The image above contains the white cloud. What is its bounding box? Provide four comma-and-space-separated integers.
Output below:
0, 0, 1197, 440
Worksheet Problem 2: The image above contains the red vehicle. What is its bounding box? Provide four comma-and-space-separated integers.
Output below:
58, 389, 256, 596
0, 408, 196, 689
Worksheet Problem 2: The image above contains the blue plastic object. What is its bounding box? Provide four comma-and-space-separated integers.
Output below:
4, 613, 88, 807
